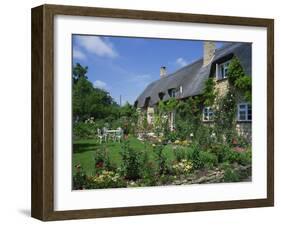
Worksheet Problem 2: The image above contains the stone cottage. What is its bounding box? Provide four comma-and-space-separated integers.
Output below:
134, 41, 252, 140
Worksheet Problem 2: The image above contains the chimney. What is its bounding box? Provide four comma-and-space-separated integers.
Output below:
160, 66, 167, 78
203, 41, 215, 66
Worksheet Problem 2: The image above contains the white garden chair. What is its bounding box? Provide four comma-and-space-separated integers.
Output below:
102, 127, 108, 142
116, 127, 123, 143
97, 128, 103, 144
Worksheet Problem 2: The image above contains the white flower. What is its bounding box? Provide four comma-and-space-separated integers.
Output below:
190, 133, 194, 137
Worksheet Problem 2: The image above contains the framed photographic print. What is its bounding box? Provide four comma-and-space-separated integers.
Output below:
31, 4, 274, 221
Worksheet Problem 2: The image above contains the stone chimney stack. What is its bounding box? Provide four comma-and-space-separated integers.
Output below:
160, 66, 167, 78
203, 41, 215, 66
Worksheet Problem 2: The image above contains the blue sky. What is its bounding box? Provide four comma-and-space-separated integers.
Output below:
72, 35, 225, 105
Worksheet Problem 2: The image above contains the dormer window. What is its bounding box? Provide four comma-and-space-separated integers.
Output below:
144, 97, 151, 108
169, 88, 177, 98
158, 92, 165, 100
218, 60, 230, 79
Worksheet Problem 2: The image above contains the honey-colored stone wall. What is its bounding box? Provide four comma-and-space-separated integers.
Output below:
214, 78, 229, 98
147, 107, 155, 124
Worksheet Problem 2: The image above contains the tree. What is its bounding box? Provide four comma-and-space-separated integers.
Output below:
227, 57, 252, 102
72, 63, 120, 122
73, 63, 88, 83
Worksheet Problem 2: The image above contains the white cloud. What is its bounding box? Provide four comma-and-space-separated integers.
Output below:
176, 57, 188, 67
93, 80, 109, 90
73, 48, 86, 60
76, 36, 118, 58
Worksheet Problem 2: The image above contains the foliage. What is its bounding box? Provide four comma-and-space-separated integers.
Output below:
72, 63, 120, 123
227, 56, 252, 102
185, 143, 204, 169
172, 159, 193, 175
154, 144, 169, 175
175, 97, 202, 140
199, 151, 218, 169
141, 152, 158, 186
173, 146, 186, 162
223, 167, 240, 182
202, 78, 217, 106
93, 145, 114, 172
73, 76, 119, 122
120, 141, 143, 180
87, 170, 126, 189
73, 122, 96, 139
73, 63, 88, 83
213, 90, 237, 143
224, 148, 252, 166
73, 167, 88, 190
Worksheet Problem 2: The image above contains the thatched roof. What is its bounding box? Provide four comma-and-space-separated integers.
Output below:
135, 42, 251, 108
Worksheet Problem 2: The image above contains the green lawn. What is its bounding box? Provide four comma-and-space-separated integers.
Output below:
73, 136, 176, 176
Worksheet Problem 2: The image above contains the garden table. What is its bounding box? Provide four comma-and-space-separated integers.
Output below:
105, 129, 121, 142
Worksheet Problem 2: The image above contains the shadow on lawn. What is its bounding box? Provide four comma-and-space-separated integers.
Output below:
73, 142, 99, 153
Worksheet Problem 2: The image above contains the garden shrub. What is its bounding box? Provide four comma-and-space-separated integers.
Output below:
195, 125, 216, 149
93, 145, 113, 172
120, 141, 143, 180
224, 149, 252, 166
87, 170, 126, 189
172, 159, 193, 175
154, 144, 169, 175
186, 143, 204, 169
73, 167, 88, 190
165, 131, 178, 143
208, 144, 231, 163
73, 122, 96, 139
223, 167, 240, 182
199, 151, 218, 169
173, 146, 186, 162
141, 159, 158, 186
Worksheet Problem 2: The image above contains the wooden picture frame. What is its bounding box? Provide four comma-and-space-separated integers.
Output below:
31, 4, 274, 221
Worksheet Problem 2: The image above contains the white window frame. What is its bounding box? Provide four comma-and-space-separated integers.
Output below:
202, 106, 214, 121
218, 60, 230, 79
237, 103, 252, 122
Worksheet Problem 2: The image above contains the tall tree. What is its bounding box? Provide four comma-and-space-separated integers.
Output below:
73, 63, 88, 83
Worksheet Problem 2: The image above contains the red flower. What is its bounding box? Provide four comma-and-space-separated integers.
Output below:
96, 161, 104, 168
233, 147, 246, 152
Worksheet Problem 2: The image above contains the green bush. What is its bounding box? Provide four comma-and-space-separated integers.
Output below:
195, 125, 216, 149
154, 144, 169, 175
93, 145, 114, 172
223, 168, 240, 182
173, 146, 186, 162
165, 131, 178, 143
141, 159, 158, 186
73, 122, 96, 139
208, 144, 231, 163
73, 168, 88, 190
199, 151, 218, 169
224, 149, 252, 166
186, 143, 204, 169
87, 170, 126, 189
120, 141, 143, 180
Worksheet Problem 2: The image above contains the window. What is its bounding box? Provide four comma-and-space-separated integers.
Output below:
158, 92, 165, 100
169, 88, 177, 98
203, 107, 214, 121
237, 103, 252, 121
218, 61, 230, 79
